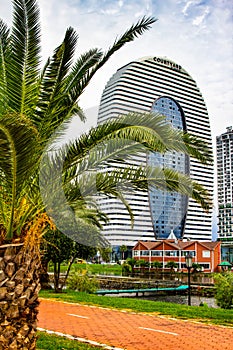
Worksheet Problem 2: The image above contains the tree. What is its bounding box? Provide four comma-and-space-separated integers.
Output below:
0, 1, 212, 348
120, 245, 128, 260
152, 261, 163, 277
166, 261, 178, 274
42, 229, 98, 292
126, 257, 137, 275
41, 221, 100, 291
136, 259, 149, 274
152, 261, 163, 269
100, 246, 112, 263
192, 262, 202, 274
42, 230, 75, 292
214, 272, 233, 309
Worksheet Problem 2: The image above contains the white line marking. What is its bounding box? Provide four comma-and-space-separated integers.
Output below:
139, 326, 178, 336
67, 313, 89, 319
38, 328, 124, 350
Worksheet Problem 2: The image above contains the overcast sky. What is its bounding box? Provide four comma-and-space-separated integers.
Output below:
1, 1, 233, 234
1, 0, 232, 138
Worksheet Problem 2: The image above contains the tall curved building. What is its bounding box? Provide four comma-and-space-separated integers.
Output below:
97, 56, 214, 248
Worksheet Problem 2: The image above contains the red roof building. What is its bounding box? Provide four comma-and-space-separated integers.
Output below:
132, 240, 221, 272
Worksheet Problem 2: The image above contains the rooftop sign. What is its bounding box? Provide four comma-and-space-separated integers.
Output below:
153, 57, 182, 71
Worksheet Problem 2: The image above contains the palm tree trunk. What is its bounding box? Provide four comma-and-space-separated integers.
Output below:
0, 243, 41, 350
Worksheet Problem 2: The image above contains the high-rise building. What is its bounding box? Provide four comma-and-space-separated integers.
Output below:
97, 56, 214, 249
216, 126, 233, 263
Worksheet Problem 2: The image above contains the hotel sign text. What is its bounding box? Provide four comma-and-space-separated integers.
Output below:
153, 57, 182, 70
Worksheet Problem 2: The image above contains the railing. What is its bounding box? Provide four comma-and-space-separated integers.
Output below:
95, 284, 189, 296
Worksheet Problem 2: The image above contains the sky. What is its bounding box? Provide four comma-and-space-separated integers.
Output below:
1, 0, 232, 136
1, 0, 233, 235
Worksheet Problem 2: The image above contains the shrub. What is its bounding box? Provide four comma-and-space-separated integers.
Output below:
67, 270, 99, 293
122, 262, 131, 275
214, 272, 233, 309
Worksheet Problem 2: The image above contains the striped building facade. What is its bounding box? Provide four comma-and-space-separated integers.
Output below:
97, 56, 214, 248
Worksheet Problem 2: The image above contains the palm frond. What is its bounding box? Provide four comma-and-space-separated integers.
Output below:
35, 27, 78, 136
62, 164, 210, 230
60, 113, 212, 174
60, 113, 167, 171
131, 166, 211, 211
88, 16, 157, 82
0, 19, 10, 114
0, 113, 39, 239
7, 0, 41, 114
61, 48, 103, 117
181, 132, 213, 164
63, 16, 157, 103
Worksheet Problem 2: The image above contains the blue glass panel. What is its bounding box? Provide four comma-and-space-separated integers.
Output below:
148, 97, 189, 239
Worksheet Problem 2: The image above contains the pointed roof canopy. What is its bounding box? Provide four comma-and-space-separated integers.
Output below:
218, 261, 232, 266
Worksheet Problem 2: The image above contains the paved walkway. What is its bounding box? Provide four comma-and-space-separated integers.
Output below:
38, 299, 233, 350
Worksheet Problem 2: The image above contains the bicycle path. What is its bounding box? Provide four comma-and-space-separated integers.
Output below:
38, 299, 233, 350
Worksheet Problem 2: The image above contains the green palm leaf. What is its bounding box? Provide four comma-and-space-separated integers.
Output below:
0, 113, 39, 239
35, 27, 78, 136
0, 0, 212, 246
88, 16, 157, 81
44, 16, 157, 124
7, 0, 41, 114
59, 164, 210, 230
61, 48, 103, 116
0, 19, 10, 114
60, 113, 212, 175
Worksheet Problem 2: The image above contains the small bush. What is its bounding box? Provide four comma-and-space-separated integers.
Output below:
199, 302, 208, 307
214, 272, 233, 309
122, 262, 131, 275
67, 270, 99, 293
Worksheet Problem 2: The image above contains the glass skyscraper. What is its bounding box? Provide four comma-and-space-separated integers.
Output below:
216, 126, 233, 262
97, 56, 214, 248
148, 97, 189, 239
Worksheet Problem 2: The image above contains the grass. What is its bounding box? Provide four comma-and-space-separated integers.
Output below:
48, 262, 122, 276
39, 289, 233, 327
37, 331, 103, 349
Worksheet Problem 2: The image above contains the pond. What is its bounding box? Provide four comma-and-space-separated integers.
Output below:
128, 294, 218, 308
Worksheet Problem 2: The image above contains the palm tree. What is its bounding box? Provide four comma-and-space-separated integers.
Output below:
136, 259, 149, 274
0, 1, 212, 348
166, 261, 178, 276
192, 262, 202, 274
120, 245, 127, 260
152, 260, 163, 278
126, 257, 137, 275
152, 261, 163, 270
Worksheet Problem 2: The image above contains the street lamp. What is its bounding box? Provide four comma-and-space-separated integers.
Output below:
185, 253, 193, 306
96, 251, 100, 264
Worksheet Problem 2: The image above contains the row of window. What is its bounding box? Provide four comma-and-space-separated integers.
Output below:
134, 250, 213, 258
134, 261, 211, 269
133, 250, 198, 257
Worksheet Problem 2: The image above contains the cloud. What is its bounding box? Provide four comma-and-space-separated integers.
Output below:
182, 1, 194, 16
192, 6, 210, 26
1, 0, 232, 139
1, 0, 232, 233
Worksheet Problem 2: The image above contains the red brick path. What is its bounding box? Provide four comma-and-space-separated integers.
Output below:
38, 299, 233, 350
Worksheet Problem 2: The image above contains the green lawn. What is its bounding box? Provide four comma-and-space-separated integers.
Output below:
39, 289, 233, 327
48, 262, 122, 276
37, 331, 103, 349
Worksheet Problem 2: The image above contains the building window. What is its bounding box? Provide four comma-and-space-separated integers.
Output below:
140, 250, 149, 256
181, 250, 196, 257
199, 263, 210, 269
202, 250, 210, 258
151, 250, 163, 256
164, 250, 179, 257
